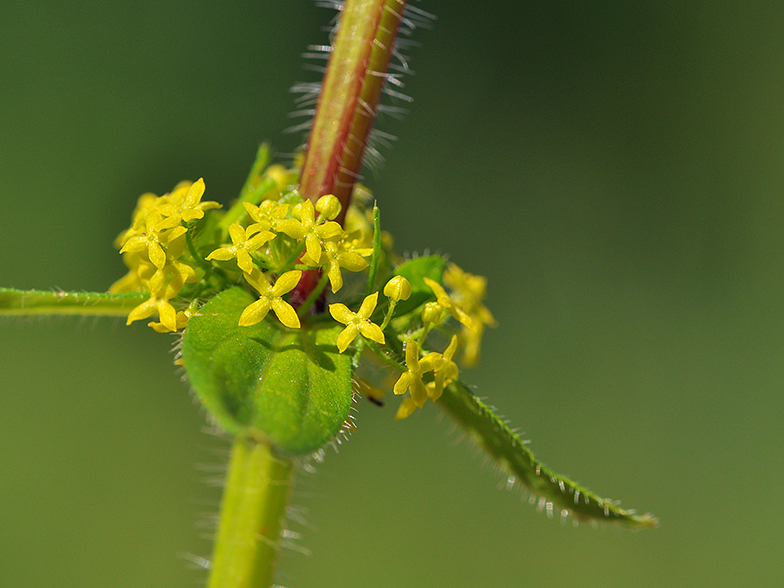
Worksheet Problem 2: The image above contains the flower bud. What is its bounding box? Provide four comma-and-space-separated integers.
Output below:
384, 276, 412, 302
422, 301, 443, 324
315, 194, 342, 220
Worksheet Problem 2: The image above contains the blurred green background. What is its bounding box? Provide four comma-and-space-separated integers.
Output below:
2, 1, 783, 587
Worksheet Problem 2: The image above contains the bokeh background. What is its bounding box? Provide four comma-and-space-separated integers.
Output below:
2, 1, 783, 587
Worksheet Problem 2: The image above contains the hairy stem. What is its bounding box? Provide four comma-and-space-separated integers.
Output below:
299, 0, 407, 223
0, 288, 145, 317
207, 436, 295, 588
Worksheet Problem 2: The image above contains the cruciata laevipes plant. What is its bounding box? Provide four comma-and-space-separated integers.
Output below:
0, 1, 657, 586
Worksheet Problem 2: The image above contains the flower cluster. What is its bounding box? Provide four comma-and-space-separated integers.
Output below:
111, 179, 220, 332
442, 264, 497, 366
113, 159, 494, 419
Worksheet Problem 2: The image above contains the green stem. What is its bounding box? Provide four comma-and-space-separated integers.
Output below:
0, 288, 145, 317
364, 204, 382, 297
299, 0, 408, 222
207, 436, 295, 588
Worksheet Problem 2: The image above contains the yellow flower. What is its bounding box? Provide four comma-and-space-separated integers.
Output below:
244, 200, 291, 234
442, 263, 497, 366
303, 238, 370, 293
393, 339, 443, 409
426, 335, 459, 402
423, 277, 475, 331
126, 293, 178, 332
119, 210, 188, 269
114, 192, 159, 249
206, 222, 275, 273
379, 276, 412, 330
126, 266, 186, 332
239, 269, 301, 328
157, 178, 221, 223
314, 193, 342, 220
276, 198, 343, 262
329, 291, 385, 353
421, 301, 444, 325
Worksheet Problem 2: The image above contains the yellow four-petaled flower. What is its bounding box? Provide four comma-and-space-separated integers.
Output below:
239, 269, 302, 329
206, 223, 275, 273
393, 336, 460, 419
329, 292, 385, 353
276, 198, 343, 263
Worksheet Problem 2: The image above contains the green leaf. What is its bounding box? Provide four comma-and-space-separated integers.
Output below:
181, 286, 354, 455
391, 255, 445, 317
438, 380, 658, 528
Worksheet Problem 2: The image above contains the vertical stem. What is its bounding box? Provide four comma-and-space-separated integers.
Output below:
207, 436, 295, 588
300, 0, 408, 224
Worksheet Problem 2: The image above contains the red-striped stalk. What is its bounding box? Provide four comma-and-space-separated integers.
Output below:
299, 0, 407, 223
293, 0, 408, 308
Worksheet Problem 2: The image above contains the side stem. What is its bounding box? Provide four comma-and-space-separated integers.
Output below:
0, 288, 145, 317
207, 436, 295, 588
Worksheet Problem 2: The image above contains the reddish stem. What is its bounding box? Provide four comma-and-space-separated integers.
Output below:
294, 0, 408, 308
300, 0, 407, 225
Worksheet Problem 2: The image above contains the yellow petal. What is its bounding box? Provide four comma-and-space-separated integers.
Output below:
336, 324, 359, 353
327, 262, 344, 292
328, 303, 354, 325
147, 241, 167, 269
206, 247, 236, 261
157, 301, 178, 332
276, 218, 306, 239
272, 270, 302, 296
126, 298, 156, 325
394, 396, 418, 420
337, 251, 369, 272
187, 178, 206, 203
238, 299, 271, 326
443, 335, 459, 361
305, 233, 322, 263
357, 292, 379, 319
228, 223, 246, 245
410, 380, 428, 407
393, 372, 414, 396
315, 221, 342, 239
358, 321, 385, 345
404, 340, 420, 371
271, 299, 301, 329
244, 269, 272, 296
236, 250, 254, 274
